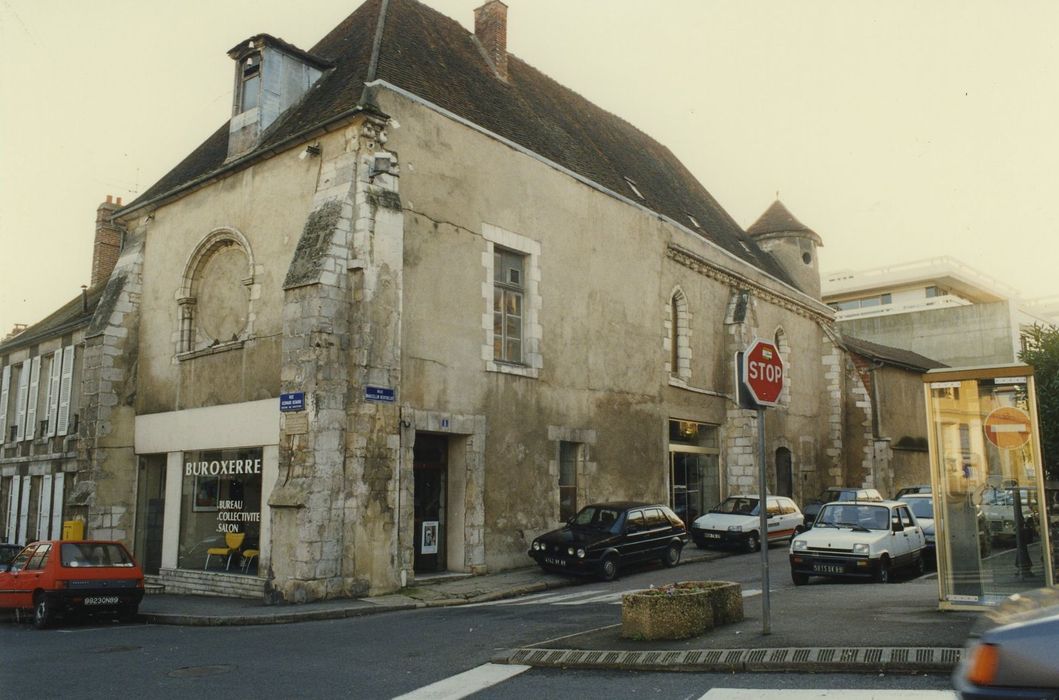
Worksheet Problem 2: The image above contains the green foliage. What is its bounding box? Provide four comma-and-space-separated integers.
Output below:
1019, 324, 1059, 480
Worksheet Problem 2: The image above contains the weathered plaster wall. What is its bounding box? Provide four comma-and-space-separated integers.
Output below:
381, 88, 836, 573
135, 146, 322, 415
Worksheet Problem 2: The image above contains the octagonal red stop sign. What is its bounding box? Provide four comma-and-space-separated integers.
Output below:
743, 339, 784, 406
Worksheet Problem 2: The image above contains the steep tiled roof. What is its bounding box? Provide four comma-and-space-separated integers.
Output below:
0, 285, 105, 354
842, 335, 947, 372
125, 0, 793, 285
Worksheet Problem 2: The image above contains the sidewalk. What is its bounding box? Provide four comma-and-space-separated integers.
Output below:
139, 549, 981, 674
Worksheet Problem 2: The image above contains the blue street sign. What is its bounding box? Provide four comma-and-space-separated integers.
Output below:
280, 392, 306, 412
365, 386, 396, 403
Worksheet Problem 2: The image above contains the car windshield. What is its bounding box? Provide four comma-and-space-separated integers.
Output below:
904, 498, 933, 519
815, 504, 890, 531
61, 543, 135, 568
710, 497, 759, 516
571, 506, 623, 532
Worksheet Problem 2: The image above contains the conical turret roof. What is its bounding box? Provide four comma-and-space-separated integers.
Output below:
747, 200, 819, 242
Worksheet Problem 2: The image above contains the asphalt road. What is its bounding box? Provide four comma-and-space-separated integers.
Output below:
0, 544, 957, 699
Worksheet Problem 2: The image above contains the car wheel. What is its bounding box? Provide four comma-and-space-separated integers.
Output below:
875, 557, 891, 584
600, 555, 619, 582
662, 543, 682, 568
33, 594, 53, 630
792, 571, 809, 586
745, 532, 760, 553
912, 554, 925, 577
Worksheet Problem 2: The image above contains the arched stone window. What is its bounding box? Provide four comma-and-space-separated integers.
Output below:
774, 326, 791, 406
177, 228, 257, 355
665, 288, 691, 382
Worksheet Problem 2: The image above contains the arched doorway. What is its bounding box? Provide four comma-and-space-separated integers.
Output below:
775, 447, 793, 498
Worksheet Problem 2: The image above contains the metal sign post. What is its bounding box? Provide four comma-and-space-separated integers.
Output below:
738, 339, 784, 637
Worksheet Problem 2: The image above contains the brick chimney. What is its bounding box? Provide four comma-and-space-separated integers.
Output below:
474, 1, 508, 81
91, 195, 124, 288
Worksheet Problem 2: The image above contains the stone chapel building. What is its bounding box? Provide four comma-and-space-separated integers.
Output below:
1, 0, 936, 601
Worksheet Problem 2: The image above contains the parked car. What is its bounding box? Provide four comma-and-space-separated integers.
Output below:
789, 500, 926, 584
0, 540, 145, 629
899, 494, 937, 562
899, 493, 992, 563
690, 495, 804, 552
979, 485, 1038, 545
0, 543, 22, 572
802, 487, 884, 525
528, 502, 687, 581
895, 484, 932, 499
953, 587, 1059, 698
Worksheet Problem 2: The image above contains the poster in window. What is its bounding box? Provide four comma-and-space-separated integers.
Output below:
421, 520, 439, 554
193, 475, 219, 512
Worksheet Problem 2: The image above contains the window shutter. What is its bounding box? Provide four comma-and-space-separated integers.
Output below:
24, 356, 41, 441
56, 346, 75, 436
5, 475, 19, 542
45, 350, 61, 438
14, 361, 29, 442
0, 365, 10, 444
50, 472, 65, 541
38, 474, 52, 540
17, 476, 31, 544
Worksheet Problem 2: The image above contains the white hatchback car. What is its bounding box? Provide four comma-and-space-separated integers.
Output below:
789, 500, 926, 584
690, 495, 804, 553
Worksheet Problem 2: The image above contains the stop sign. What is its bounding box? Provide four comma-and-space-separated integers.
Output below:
743, 339, 784, 406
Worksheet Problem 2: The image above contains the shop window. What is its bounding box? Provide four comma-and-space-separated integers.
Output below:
177, 447, 263, 572
669, 419, 720, 525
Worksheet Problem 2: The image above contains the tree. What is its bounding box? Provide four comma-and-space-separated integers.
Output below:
1019, 324, 1059, 481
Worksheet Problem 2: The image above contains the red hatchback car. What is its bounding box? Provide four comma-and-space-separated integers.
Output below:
0, 540, 145, 629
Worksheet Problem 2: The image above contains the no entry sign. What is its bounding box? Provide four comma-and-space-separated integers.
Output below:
742, 339, 784, 407
983, 406, 1032, 450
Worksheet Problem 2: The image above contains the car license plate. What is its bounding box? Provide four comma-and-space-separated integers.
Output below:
84, 596, 120, 606
705, 533, 721, 539
544, 558, 566, 567
813, 564, 843, 574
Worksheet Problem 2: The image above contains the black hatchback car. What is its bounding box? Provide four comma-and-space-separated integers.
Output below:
528, 502, 687, 581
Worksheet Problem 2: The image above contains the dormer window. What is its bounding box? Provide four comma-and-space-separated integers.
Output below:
225, 34, 332, 161
240, 54, 261, 112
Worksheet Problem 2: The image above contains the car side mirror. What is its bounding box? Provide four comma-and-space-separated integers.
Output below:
892, 522, 904, 533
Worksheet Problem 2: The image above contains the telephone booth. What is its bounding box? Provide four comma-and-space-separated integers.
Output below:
923, 365, 1055, 610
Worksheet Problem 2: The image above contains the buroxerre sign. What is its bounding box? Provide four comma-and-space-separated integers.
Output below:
185, 458, 263, 476
742, 339, 784, 407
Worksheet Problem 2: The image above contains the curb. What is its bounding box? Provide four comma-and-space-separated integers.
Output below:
493, 646, 964, 674
139, 601, 418, 626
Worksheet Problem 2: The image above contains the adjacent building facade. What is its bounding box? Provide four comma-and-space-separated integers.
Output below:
823, 257, 1058, 367
2, 0, 937, 601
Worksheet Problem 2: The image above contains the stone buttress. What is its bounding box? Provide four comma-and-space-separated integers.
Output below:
268, 110, 404, 602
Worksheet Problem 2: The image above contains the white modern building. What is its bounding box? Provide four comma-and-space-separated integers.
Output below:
823, 257, 1057, 367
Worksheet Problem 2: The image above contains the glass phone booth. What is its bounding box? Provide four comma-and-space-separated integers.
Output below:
924, 365, 1054, 610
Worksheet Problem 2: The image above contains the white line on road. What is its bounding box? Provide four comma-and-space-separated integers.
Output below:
506, 589, 605, 605
391, 663, 531, 700
699, 690, 955, 699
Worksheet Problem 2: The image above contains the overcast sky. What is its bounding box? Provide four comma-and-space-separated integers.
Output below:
1, 0, 1056, 337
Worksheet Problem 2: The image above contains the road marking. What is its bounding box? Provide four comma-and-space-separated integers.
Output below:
468, 586, 767, 608
391, 663, 530, 700
699, 691, 955, 699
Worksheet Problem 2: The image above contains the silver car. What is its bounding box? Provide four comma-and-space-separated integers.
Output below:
953, 587, 1059, 698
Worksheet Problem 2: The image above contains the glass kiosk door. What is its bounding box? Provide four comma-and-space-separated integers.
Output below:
924, 365, 1054, 610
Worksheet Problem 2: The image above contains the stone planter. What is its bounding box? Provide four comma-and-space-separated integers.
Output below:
620, 580, 743, 641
